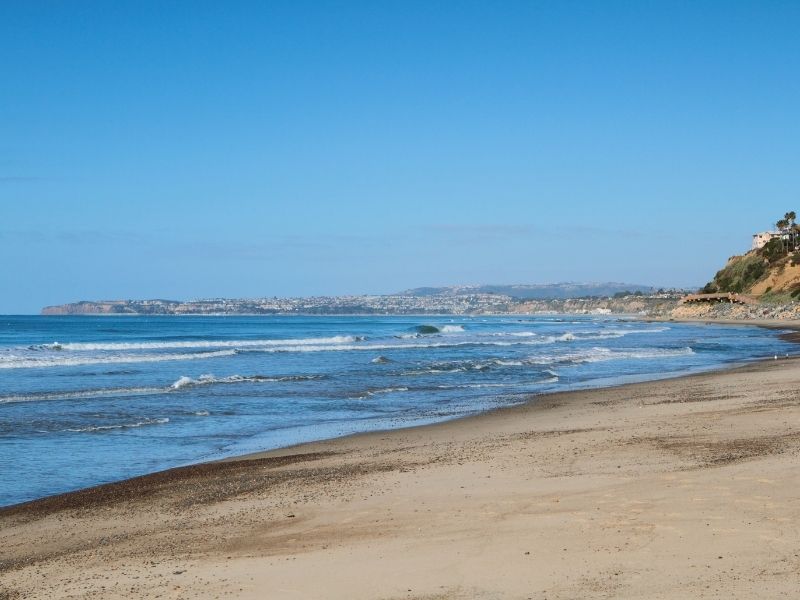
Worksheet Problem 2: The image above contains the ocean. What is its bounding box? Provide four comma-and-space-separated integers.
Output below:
0, 314, 794, 507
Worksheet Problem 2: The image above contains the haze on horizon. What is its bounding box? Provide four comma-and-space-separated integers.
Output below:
2, 2, 799, 314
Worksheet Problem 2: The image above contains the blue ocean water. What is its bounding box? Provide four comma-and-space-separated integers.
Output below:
0, 315, 794, 506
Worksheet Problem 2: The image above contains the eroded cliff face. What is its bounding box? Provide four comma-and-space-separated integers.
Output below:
510, 296, 678, 316
41, 301, 135, 315
749, 261, 800, 297
703, 248, 800, 301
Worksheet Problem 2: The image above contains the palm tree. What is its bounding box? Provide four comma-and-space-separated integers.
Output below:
776, 218, 789, 254
786, 211, 797, 251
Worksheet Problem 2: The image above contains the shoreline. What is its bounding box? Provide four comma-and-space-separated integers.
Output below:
3, 317, 799, 513
3, 354, 800, 598
0, 357, 773, 517
649, 315, 800, 343
220, 348, 800, 464
3, 320, 800, 598
648, 315, 800, 329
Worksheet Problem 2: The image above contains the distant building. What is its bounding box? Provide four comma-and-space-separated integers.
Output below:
752, 231, 781, 250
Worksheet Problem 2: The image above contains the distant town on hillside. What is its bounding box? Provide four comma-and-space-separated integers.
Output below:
41, 283, 689, 316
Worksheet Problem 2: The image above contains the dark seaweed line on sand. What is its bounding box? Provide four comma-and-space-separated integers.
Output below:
0, 451, 337, 518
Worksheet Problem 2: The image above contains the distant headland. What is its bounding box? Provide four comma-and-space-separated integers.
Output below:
41, 282, 685, 316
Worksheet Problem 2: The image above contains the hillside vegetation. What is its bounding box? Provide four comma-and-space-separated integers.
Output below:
702, 213, 800, 301
701, 253, 768, 295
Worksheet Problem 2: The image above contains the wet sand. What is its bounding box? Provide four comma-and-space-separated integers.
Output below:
2, 356, 800, 599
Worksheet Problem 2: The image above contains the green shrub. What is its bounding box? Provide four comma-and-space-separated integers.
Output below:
702, 254, 767, 294
760, 238, 786, 264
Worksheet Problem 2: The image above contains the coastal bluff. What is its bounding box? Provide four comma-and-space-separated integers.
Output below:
40, 289, 683, 316
41, 300, 181, 315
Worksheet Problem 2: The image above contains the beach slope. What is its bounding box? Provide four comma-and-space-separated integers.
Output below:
2, 359, 800, 599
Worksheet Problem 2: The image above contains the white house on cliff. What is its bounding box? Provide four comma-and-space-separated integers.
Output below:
751, 231, 781, 250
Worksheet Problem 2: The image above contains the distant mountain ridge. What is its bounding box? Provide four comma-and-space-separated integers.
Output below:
399, 283, 657, 300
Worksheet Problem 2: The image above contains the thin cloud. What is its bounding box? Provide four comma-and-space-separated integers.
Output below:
426, 222, 686, 242
165, 233, 383, 261
0, 176, 50, 183
427, 224, 539, 237
0, 229, 148, 245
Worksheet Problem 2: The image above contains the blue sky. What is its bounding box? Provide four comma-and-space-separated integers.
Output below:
2, 1, 799, 313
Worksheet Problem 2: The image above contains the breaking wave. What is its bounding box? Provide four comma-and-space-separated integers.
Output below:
3, 327, 675, 370
353, 386, 410, 399
34, 335, 364, 352
236, 338, 559, 354
0, 386, 165, 404
0, 373, 324, 404
482, 327, 669, 342
411, 324, 465, 334
401, 347, 693, 376
170, 373, 322, 389
525, 346, 695, 365
66, 417, 169, 433
0, 349, 237, 369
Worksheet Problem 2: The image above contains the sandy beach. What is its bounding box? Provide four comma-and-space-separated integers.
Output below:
2, 354, 800, 599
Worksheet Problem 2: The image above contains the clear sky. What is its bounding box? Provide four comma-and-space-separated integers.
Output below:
2, 1, 798, 313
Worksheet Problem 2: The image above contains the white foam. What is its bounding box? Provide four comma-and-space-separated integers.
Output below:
170, 373, 318, 389
0, 349, 237, 369
438, 382, 512, 389
575, 327, 671, 340
40, 335, 362, 352
171, 375, 202, 389
483, 327, 670, 343
367, 386, 409, 396
65, 417, 169, 433
439, 325, 465, 333
2, 337, 592, 369
0, 373, 320, 404
0, 386, 164, 404
238, 338, 569, 354
435, 373, 558, 390
0, 326, 683, 371
492, 359, 524, 367
526, 346, 694, 365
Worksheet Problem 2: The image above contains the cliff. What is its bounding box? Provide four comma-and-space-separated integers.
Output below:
42, 301, 136, 315
701, 248, 800, 302
41, 300, 182, 315
40, 293, 684, 316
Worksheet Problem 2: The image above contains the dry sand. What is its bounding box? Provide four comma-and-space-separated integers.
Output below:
2, 357, 800, 599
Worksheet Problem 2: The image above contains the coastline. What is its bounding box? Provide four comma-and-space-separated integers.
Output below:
3, 344, 800, 598
0, 356, 776, 516
649, 315, 800, 343
4, 315, 797, 512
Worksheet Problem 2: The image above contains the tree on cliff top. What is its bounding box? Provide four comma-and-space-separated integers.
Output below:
775, 210, 797, 254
